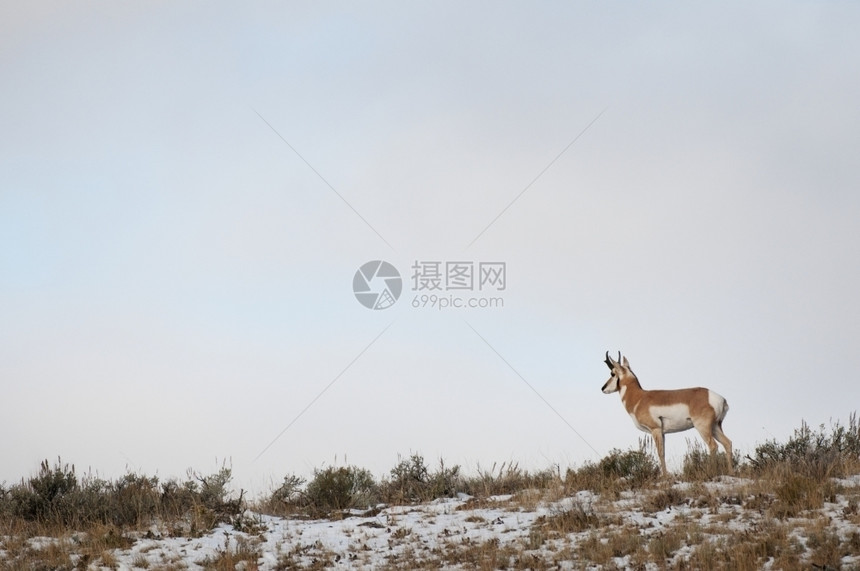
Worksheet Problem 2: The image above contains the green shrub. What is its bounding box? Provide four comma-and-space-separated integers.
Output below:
0, 459, 242, 534
8, 458, 79, 525
384, 454, 463, 503
387, 453, 430, 503
565, 442, 660, 495
264, 473, 306, 516
597, 447, 660, 487
195, 467, 243, 521
749, 414, 860, 479
304, 466, 377, 516
105, 473, 161, 527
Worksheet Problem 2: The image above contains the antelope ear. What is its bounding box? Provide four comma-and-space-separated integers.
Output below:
622, 356, 630, 368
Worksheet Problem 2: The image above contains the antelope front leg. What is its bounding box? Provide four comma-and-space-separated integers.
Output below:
651, 427, 668, 476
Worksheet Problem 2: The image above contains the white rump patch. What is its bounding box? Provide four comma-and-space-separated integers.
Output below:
708, 390, 728, 420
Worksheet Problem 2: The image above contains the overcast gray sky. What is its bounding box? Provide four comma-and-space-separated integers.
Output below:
2, 2, 859, 492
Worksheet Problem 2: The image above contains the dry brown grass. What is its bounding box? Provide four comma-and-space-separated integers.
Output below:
574, 527, 647, 567
196, 535, 261, 570
2, 416, 859, 569
535, 500, 604, 536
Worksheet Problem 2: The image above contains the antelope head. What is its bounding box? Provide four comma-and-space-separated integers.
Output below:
601, 351, 633, 393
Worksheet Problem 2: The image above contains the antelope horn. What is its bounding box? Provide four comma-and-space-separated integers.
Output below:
604, 351, 615, 368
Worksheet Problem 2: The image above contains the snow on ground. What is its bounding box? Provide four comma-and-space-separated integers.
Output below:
5, 477, 860, 569
111, 493, 549, 569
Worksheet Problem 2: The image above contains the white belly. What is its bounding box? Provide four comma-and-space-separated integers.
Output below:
630, 403, 695, 433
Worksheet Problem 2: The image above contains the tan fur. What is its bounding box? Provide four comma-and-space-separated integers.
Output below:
602, 353, 732, 476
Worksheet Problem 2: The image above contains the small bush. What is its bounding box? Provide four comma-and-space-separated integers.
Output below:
105, 473, 161, 527
15, 459, 79, 524
603, 448, 657, 481
388, 453, 430, 502
261, 473, 306, 517
428, 459, 463, 499
304, 466, 378, 516
565, 450, 657, 497
749, 414, 860, 479
192, 467, 243, 523
383, 454, 463, 504
597, 446, 660, 488
384, 453, 434, 504
0, 459, 242, 536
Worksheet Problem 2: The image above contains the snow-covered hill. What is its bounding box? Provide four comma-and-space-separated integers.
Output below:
11, 475, 859, 570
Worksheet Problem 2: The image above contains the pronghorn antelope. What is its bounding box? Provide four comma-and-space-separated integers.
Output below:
601, 351, 732, 476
